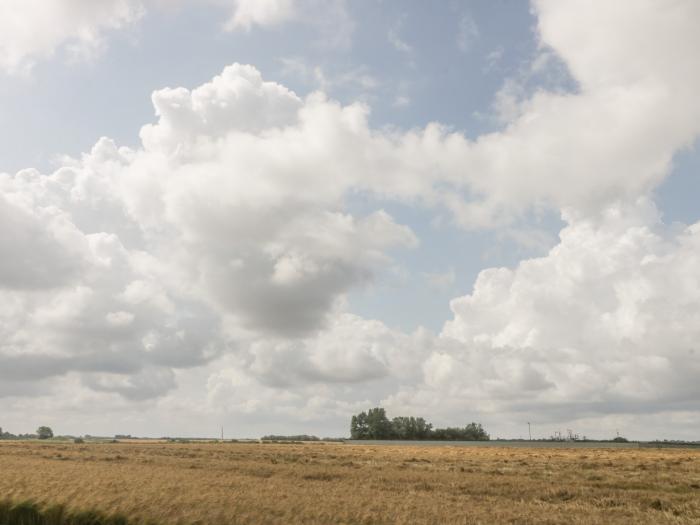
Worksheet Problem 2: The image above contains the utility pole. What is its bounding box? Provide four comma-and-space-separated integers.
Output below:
527, 422, 532, 441
221, 426, 224, 441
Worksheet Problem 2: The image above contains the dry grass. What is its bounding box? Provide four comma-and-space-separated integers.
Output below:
1, 441, 699, 524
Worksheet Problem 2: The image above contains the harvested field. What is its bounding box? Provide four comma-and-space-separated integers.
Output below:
1, 441, 699, 524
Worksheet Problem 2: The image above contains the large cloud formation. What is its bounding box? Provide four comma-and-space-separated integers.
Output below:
0, 62, 421, 403
418, 201, 700, 417
1, 0, 700, 438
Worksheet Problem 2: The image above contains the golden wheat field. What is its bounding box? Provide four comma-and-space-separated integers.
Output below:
1, 440, 700, 524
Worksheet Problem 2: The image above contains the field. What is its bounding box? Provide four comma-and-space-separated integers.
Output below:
1, 441, 700, 524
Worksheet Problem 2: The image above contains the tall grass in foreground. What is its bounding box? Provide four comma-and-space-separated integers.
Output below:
1, 441, 699, 524
0, 500, 143, 525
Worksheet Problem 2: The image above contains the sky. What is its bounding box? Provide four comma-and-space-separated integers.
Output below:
1, 0, 699, 441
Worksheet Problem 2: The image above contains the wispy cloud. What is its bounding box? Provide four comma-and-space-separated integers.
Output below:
424, 268, 456, 290
279, 57, 379, 93
388, 15, 411, 53
456, 13, 479, 53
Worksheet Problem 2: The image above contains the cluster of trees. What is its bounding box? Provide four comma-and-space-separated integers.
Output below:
0, 426, 54, 440
350, 408, 490, 441
261, 435, 320, 441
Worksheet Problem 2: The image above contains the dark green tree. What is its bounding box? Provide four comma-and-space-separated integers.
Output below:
391, 417, 411, 439
391, 416, 433, 439
413, 417, 432, 439
350, 412, 369, 439
36, 426, 53, 440
365, 407, 392, 439
463, 422, 489, 441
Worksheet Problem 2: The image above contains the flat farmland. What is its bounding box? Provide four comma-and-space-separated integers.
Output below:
1, 441, 699, 524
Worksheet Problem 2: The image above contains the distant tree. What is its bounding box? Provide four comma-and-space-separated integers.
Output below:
36, 426, 53, 440
414, 417, 432, 439
612, 436, 629, 443
463, 422, 489, 441
430, 423, 489, 441
365, 407, 392, 439
391, 417, 433, 439
432, 427, 463, 440
391, 417, 410, 439
351, 412, 369, 439
0, 427, 17, 440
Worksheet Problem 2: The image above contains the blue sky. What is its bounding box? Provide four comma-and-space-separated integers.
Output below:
1, 0, 700, 440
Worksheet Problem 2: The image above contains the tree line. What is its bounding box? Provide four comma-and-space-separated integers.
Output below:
0, 426, 54, 440
261, 434, 320, 441
350, 408, 490, 440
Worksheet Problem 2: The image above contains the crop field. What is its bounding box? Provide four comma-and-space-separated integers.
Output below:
1, 441, 699, 524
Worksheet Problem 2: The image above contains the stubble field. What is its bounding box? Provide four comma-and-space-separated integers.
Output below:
1, 440, 699, 524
